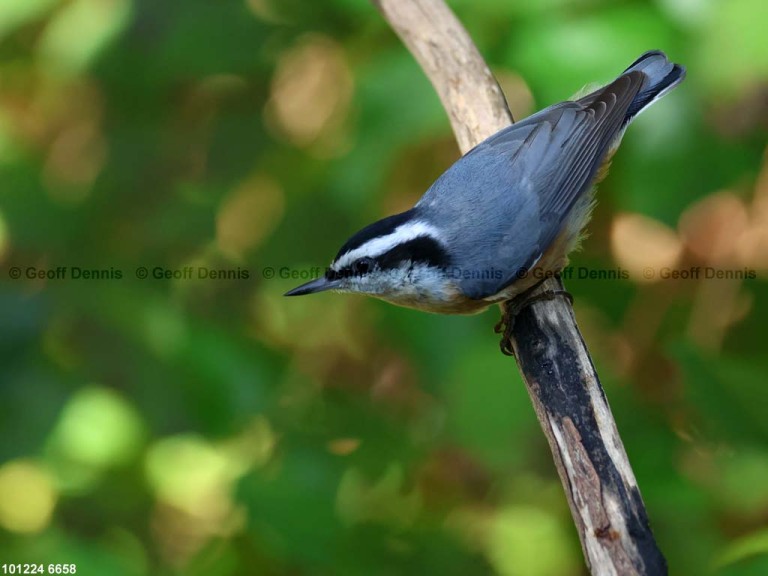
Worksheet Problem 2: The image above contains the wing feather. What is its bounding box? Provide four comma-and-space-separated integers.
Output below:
417, 72, 645, 300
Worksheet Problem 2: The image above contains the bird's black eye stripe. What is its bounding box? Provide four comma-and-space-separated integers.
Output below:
326, 236, 449, 280
352, 257, 374, 276
378, 236, 450, 270
325, 257, 375, 280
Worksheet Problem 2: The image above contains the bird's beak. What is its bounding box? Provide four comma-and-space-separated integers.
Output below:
284, 276, 341, 297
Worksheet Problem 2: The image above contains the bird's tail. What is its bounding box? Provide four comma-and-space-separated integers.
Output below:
619, 50, 686, 123
575, 51, 685, 125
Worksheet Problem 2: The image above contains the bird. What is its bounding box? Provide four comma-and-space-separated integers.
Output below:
285, 50, 685, 340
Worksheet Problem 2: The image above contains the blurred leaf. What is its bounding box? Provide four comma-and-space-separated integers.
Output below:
717, 449, 768, 514
336, 463, 421, 527
0, 0, 57, 40
38, 0, 133, 77
672, 342, 768, 444
715, 529, 768, 571
445, 344, 535, 470
698, 0, 768, 97
487, 506, 579, 576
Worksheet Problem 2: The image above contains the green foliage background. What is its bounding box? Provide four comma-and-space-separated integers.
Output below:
1, 0, 767, 574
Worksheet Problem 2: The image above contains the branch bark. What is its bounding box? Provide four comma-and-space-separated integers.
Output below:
370, 0, 513, 150
371, 1, 667, 574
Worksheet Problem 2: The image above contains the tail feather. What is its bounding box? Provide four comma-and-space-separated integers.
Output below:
620, 50, 685, 123
575, 51, 685, 125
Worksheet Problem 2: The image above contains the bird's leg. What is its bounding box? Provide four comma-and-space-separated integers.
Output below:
495, 277, 574, 356
494, 302, 517, 356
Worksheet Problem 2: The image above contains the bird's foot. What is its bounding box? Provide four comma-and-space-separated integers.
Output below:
494, 308, 516, 357
494, 284, 574, 357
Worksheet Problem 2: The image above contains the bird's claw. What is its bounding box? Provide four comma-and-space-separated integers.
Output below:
493, 285, 574, 357
495, 305, 516, 357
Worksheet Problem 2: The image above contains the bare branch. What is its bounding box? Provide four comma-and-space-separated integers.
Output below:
371, 0, 513, 150
509, 287, 667, 575
371, 1, 667, 574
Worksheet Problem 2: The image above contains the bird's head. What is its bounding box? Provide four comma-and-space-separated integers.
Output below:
284, 210, 456, 309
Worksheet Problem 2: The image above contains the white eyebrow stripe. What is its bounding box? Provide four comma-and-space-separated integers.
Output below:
333, 221, 443, 270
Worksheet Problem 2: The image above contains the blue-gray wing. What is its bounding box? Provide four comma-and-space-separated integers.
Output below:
417, 72, 644, 299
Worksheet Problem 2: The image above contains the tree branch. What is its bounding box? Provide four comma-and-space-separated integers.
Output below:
371, 1, 667, 574
370, 0, 513, 150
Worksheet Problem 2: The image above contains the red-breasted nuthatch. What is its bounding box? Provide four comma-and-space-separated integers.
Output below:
286, 51, 685, 316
